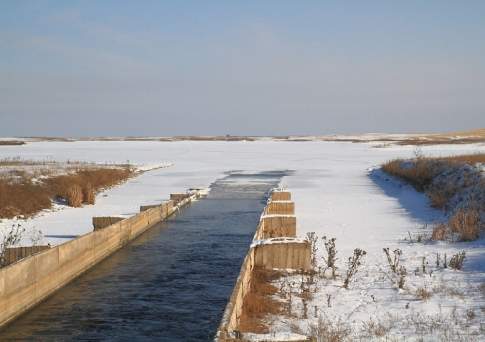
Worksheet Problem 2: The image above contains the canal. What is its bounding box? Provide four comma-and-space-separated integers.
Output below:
0, 171, 286, 341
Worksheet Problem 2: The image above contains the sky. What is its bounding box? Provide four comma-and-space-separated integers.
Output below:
1, 1, 485, 137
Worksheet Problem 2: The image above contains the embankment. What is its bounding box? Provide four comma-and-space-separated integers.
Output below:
0, 191, 199, 328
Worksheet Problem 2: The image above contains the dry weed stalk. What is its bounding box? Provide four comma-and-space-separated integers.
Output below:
383, 248, 401, 273
306, 232, 319, 269
449, 251, 466, 270
322, 236, 338, 279
343, 248, 366, 289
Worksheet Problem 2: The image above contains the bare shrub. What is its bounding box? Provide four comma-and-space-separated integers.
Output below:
449, 251, 466, 270
0, 224, 25, 267
322, 236, 338, 278
66, 184, 83, 207
29, 227, 44, 246
449, 209, 480, 241
343, 248, 366, 289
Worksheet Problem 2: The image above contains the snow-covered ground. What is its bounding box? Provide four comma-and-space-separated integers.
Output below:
1, 140, 484, 339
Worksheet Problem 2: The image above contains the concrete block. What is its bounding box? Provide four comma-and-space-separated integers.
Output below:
271, 190, 291, 201
259, 215, 296, 238
92, 216, 124, 230
265, 201, 295, 215
252, 238, 311, 271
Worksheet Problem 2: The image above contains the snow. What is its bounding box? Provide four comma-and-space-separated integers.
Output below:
251, 237, 308, 248
1, 140, 484, 339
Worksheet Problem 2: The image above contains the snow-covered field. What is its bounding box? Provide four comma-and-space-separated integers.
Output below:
1, 140, 484, 339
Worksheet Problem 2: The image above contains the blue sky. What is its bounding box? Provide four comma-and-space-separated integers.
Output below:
1, 1, 484, 136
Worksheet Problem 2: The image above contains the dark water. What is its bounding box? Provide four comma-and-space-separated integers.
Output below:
0, 171, 286, 341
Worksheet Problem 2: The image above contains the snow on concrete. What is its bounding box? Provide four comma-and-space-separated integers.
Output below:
0, 140, 484, 339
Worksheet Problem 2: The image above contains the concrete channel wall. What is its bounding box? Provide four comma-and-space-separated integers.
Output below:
264, 200, 295, 215
217, 190, 311, 341
255, 215, 296, 239
0, 192, 196, 328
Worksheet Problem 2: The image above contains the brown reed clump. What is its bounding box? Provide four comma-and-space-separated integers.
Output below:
66, 184, 83, 207
449, 209, 480, 241
0, 166, 134, 218
82, 183, 96, 205
431, 224, 449, 241
0, 180, 51, 218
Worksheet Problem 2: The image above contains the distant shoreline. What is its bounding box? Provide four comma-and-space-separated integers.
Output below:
1, 128, 484, 146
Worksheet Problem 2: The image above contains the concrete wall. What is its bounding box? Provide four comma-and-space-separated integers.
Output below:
170, 193, 190, 204
256, 215, 296, 239
92, 216, 124, 230
0, 195, 190, 328
264, 201, 295, 215
270, 191, 291, 201
253, 240, 311, 271
217, 190, 311, 341
2, 246, 50, 267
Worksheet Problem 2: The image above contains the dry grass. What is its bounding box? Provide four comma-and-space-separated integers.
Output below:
66, 184, 83, 207
449, 209, 480, 241
0, 181, 51, 218
432, 223, 449, 241
383, 154, 484, 242
0, 140, 25, 146
382, 153, 484, 193
82, 183, 96, 205
431, 209, 480, 242
238, 267, 283, 333
381, 158, 438, 192
0, 167, 134, 218
308, 316, 352, 342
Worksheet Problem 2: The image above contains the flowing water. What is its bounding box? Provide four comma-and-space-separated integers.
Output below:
0, 171, 286, 341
